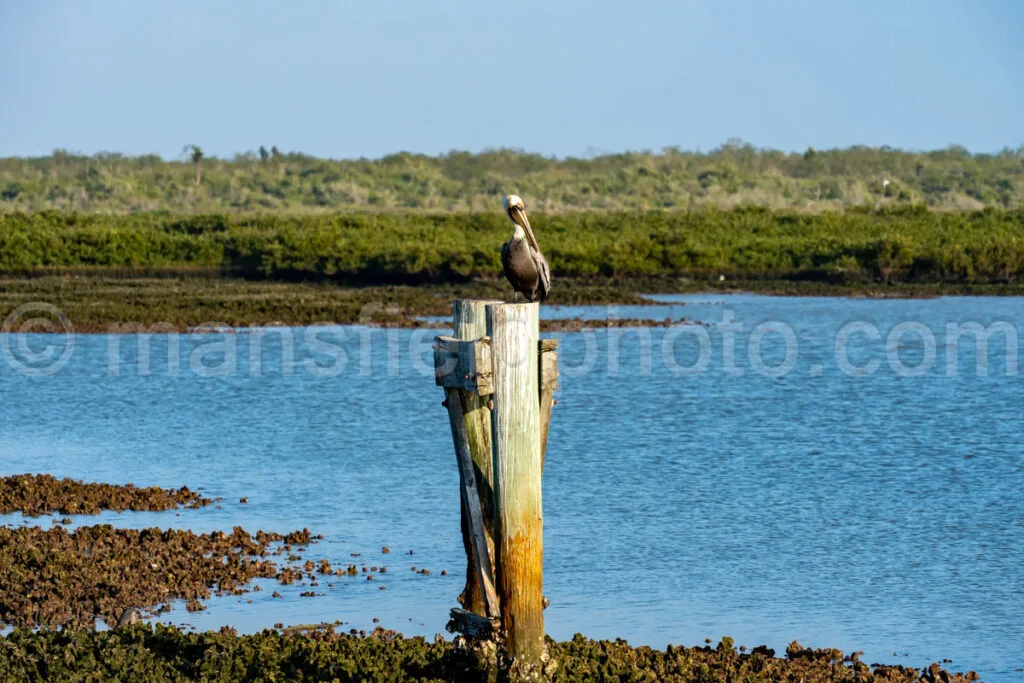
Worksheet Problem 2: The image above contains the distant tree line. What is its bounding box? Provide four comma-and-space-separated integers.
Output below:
0, 141, 1021, 213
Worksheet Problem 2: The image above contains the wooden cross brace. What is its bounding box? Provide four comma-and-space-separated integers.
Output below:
434, 337, 559, 396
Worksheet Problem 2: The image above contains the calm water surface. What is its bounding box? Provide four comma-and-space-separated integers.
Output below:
1, 295, 1021, 681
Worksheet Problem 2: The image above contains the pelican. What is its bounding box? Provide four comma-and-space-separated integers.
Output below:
501, 195, 551, 303
116, 607, 140, 627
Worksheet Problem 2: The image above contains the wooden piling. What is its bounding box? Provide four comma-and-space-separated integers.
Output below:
487, 302, 546, 681
452, 299, 502, 618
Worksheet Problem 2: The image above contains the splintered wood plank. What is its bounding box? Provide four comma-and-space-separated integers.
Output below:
445, 386, 500, 620
539, 339, 558, 467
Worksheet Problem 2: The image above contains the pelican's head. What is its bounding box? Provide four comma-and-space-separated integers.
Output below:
503, 194, 537, 246
503, 194, 525, 213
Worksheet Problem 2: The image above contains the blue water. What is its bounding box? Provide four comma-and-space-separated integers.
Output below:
1, 295, 1021, 681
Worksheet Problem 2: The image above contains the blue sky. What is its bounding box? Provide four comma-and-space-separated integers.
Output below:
1, 0, 1021, 159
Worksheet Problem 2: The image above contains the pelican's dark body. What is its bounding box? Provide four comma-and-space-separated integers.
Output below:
502, 232, 550, 303
501, 195, 551, 303
116, 608, 140, 627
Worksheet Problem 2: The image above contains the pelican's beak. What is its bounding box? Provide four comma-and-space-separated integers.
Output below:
509, 205, 541, 253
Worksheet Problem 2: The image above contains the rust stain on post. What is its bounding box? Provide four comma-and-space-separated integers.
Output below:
488, 302, 546, 680
502, 531, 545, 676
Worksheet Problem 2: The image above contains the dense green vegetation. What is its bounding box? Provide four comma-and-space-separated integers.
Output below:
1, 143, 1021, 213
0, 626, 975, 682
3, 208, 1024, 285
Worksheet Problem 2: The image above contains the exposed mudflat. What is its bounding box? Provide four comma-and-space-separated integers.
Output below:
0, 475, 979, 681
0, 524, 324, 629
0, 473, 212, 516
5, 276, 1024, 333
0, 626, 978, 682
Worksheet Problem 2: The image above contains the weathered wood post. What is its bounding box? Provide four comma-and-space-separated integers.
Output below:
453, 299, 502, 617
436, 300, 556, 681
487, 302, 546, 680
